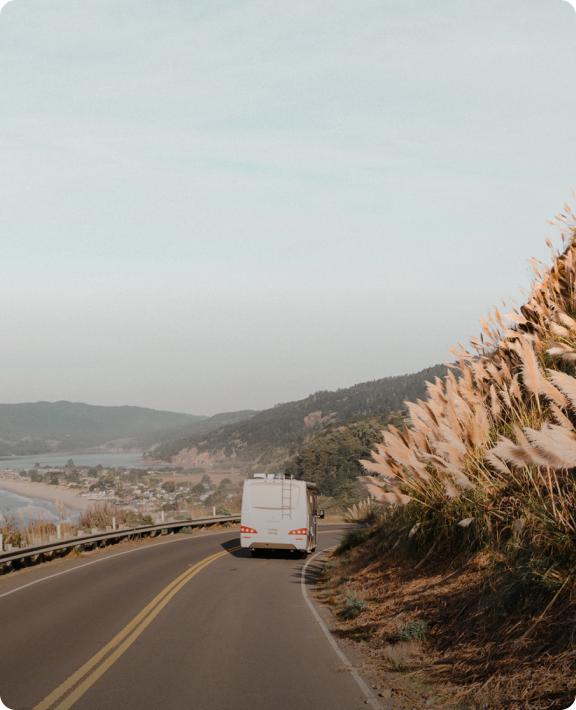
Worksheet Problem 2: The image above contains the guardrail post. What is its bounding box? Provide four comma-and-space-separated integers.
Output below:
112, 517, 116, 530
212, 506, 216, 517
0, 534, 2, 551
161, 510, 165, 523
56, 524, 61, 540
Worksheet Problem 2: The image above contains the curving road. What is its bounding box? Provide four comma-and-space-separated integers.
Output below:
0, 525, 375, 710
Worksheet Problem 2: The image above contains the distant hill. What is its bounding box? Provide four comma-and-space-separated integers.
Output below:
136, 410, 259, 449
149, 364, 448, 470
0, 401, 206, 456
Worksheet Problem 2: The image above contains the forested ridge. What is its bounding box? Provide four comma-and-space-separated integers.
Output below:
150, 364, 447, 464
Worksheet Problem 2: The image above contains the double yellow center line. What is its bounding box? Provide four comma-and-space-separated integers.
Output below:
35, 546, 240, 710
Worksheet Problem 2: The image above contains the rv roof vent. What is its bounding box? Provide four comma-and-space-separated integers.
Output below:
253, 474, 266, 479
273, 470, 284, 479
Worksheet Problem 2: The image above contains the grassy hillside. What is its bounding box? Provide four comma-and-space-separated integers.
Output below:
0, 401, 205, 455
344, 206, 576, 708
149, 365, 447, 466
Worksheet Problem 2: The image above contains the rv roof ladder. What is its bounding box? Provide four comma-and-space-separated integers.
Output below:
281, 476, 292, 519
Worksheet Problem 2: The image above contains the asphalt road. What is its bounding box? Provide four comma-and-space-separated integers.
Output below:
0, 525, 372, 710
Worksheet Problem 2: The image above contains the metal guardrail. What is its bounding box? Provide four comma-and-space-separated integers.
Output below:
0, 514, 241, 568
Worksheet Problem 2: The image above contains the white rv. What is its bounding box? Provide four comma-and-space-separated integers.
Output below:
240, 472, 324, 556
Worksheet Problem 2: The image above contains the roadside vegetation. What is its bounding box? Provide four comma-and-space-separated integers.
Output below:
322, 203, 576, 709
0, 512, 77, 550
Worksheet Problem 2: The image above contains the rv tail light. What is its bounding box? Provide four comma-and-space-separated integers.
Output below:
241, 526, 258, 534
288, 528, 307, 535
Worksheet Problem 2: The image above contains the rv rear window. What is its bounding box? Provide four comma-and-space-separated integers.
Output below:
249, 483, 301, 509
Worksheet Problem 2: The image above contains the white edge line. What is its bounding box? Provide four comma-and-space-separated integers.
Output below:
0, 529, 237, 600
301, 547, 382, 709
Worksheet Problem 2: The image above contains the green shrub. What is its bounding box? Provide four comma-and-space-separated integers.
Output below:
342, 592, 368, 619
395, 620, 429, 642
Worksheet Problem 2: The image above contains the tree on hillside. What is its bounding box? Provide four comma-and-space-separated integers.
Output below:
284, 412, 402, 502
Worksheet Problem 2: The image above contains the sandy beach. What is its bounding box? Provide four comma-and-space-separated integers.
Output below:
0, 478, 90, 511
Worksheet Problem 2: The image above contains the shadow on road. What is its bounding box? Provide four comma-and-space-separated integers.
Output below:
220, 537, 243, 554
295, 554, 325, 587
222, 541, 310, 561
250, 549, 307, 560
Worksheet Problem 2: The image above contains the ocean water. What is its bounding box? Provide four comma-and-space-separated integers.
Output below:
0, 487, 81, 524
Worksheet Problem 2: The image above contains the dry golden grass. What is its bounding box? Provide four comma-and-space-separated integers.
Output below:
320, 536, 576, 709
1, 503, 81, 547
77, 501, 152, 530
361, 201, 576, 581
345, 199, 576, 708
380, 641, 420, 671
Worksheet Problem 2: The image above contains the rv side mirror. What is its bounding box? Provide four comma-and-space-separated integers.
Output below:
318, 510, 325, 519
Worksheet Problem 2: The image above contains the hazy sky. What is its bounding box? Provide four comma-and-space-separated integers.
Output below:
1, 0, 575, 415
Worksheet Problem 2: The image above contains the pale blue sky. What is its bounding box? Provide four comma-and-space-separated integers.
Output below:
1, 0, 575, 414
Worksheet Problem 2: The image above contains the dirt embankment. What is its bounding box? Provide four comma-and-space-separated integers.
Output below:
319, 537, 576, 710
167, 445, 288, 475
169, 446, 230, 469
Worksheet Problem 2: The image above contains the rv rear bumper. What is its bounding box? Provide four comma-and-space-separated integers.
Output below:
249, 542, 299, 550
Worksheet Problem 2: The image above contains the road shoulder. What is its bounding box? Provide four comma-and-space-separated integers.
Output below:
308, 549, 453, 710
